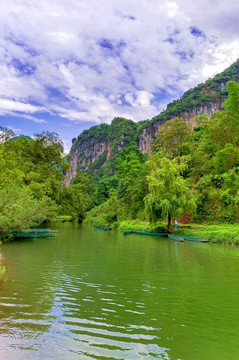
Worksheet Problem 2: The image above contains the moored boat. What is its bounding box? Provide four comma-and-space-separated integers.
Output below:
95, 226, 111, 231
123, 230, 132, 234
181, 235, 209, 242
123, 230, 168, 237
12, 228, 57, 239
168, 234, 184, 242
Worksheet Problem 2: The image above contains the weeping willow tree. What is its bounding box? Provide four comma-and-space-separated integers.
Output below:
144, 155, 196, 232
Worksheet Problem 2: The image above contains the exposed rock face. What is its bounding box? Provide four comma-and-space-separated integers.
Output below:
64, 117, 139, 185
64, 139, 110, 186
138, 100, 224, 153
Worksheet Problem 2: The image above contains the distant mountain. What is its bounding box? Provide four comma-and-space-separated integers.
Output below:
65, 59, 239, 184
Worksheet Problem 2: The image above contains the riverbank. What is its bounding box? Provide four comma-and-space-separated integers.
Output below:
84, 216, 239, 245
176, 223, 239, 245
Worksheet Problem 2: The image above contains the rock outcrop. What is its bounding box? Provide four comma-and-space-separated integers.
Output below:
138, 100, 224, 153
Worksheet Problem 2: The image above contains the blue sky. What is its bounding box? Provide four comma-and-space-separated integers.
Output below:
1, 0, 239, 152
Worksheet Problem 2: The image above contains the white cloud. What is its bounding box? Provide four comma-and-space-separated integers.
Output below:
0, 0, 239, 130
0, 99, 44, 114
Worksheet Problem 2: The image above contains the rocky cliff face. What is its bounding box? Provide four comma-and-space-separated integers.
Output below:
137, 100, 224, 153
64, 138, 110, 186
64, 118, 139, 185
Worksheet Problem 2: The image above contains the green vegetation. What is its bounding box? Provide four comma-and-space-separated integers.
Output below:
82, 80, 239, 245
144, 155, 196, 232
0, 130, 95, 241
152, 59, 239, 123
70, 117, 142, 178
0, 264, 6, 280
56, 215, 74, 222
176, 223, 239, 245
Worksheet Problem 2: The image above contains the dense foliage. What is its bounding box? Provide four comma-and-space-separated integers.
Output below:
70, 117, 141, 178
85, 81, 239, 229
0, 131, 95, 239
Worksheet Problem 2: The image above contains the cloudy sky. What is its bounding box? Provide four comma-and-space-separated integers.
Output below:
1, 0, 239, 152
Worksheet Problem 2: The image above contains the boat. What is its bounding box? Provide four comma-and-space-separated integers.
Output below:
12, 228, 57, 239
168, 234, 184, 242
123, 230, 132, 235
34, 233, 56, 238
123, 230, 168, 237
181, 235, 208, 242
12, 232, 38, 239
95, 226, 111, 231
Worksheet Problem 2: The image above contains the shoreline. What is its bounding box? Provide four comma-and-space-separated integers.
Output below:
84, 217, 239, 245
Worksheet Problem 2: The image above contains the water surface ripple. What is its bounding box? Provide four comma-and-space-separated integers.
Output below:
1, 223, 239, 359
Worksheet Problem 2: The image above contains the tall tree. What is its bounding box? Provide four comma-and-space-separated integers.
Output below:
116, 151, 147, 218
152, 117, 193, 158
144, 155, 196, 232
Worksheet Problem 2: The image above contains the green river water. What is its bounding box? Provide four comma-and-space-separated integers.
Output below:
1, 223, 239, 359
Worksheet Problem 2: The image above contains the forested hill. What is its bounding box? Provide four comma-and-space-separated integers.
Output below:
65, 59, 239, 184
138, 58, 239, 152
153, 59, 239, 122
64, 117, 141, 185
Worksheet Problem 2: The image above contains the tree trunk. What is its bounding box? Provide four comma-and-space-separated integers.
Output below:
167, 213, 172, 233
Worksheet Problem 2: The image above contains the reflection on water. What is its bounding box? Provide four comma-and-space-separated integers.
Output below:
1, 223, 239, 359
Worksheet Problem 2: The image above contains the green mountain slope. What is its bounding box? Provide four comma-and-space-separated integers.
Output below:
152, 59, 239, 122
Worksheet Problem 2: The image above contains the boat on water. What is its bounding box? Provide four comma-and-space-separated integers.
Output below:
95, 226, 111, 231
12, 233, 38, 239
123, 230, 132, 234
168, 234, 184, 242
181, 235, 209, 242
12, 228, 57, 239
123, 230, 168, 237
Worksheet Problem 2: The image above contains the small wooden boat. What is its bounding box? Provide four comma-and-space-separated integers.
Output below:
182, 235, 208, 243
12, 228, 57, 239
95, 226, 111, 231
168, 234, 184, 242
123, 230, 168, 237
35, 233, 56, 238
12, 233, 37, 239
123, 230, 132, 235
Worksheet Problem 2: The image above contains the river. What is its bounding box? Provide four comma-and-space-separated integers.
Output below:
0, 223, 239, 359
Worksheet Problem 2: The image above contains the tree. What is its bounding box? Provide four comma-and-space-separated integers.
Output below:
214, 144, 239, 174
152, 117, 193, 158
116, 151, 147, 218
2, 132, 68, 202
0, 183, 56, 238
144, 155, 196, 232
0, 126, 15, 143
208, 81, 239, 149
58, 171, 97, 220
0, 132, 69, 239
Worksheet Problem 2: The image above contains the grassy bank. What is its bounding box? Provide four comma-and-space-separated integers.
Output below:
83, 214, 167, 232
177, 223, 239, 245
84, 214, 239, 245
